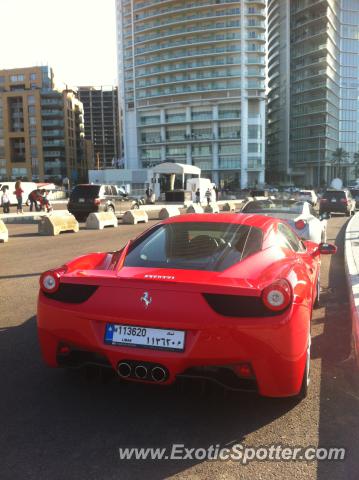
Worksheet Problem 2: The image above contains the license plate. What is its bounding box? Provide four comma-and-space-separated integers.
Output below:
331, 198, 336, 202
78, 198, 85, 203
104, 323, 185, 352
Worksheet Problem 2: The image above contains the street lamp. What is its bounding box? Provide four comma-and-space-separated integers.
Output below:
317, 136, 321, 189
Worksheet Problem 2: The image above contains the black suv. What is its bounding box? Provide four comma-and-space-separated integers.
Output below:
319, 189, 356, 217
68, 184, 140, 221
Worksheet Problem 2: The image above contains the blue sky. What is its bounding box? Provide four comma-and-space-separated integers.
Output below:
1, 0, 118, 86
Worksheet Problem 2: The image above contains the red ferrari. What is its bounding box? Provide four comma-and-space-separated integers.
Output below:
37, 213, 337, 398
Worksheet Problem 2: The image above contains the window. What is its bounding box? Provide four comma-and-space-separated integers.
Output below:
28, 95, 35, 105
124, 222, 263, 272
10, 74, 24, 82
30, 73, 37, 81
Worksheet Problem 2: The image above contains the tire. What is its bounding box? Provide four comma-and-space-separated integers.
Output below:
296, 332, 311, 400
314, 275, 320, 308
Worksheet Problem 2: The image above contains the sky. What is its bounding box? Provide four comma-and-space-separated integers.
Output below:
0, 0, 118, 87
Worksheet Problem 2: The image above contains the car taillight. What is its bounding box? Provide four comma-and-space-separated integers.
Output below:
262, 279, 292, 312
94, 197, 100, 205
40, 266, 67, 293
295, 219, 306, 230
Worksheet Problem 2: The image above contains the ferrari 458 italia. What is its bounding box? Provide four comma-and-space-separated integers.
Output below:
37, 214, 337, 398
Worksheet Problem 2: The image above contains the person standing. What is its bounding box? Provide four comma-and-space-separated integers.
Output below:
14, 180, 24, 214
205, 187, 212, 206
1, 186, 10, 214
195, 188, 201, 204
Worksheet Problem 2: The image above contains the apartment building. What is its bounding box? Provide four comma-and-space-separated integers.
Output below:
116, 0, 266, 189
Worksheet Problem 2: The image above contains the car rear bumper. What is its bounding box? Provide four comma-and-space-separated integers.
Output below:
37, 293, 310, 397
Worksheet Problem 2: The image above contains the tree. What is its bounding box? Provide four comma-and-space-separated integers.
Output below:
332, 148, 349, 179
353, 152, 359, 179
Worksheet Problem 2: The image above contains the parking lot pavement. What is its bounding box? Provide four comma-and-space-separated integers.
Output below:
0, 217, 358, 480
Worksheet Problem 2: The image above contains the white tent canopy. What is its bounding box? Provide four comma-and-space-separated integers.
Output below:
152, 162, 201, 176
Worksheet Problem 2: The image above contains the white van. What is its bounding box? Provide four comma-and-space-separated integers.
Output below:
0, 182, 37, 205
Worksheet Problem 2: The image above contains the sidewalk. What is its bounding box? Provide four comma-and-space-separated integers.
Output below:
344, 212, 359, 367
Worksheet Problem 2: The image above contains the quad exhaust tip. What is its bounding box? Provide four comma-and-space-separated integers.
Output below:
117, 362, 131, 378
151, 366, 167, 383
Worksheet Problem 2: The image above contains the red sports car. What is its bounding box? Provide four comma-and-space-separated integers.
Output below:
37, 213, 336, 398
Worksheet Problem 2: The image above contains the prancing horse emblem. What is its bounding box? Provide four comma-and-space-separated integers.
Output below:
141, 291, 152, 309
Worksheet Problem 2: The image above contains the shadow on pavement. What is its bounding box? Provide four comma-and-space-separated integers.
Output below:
314, 221, 359, 480
0, 316, 298, 480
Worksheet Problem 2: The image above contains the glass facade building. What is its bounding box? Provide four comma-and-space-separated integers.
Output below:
267, 0, 359, 186
116, 0, 266, 188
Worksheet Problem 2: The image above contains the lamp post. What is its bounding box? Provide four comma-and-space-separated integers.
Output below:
317, 136, 321, 189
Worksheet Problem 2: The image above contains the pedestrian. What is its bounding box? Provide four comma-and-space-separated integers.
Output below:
39, 189, 52, 212
14, 180, 24, 214
205, 187, 212, 206
28, 189, 41, 212
1, 186, 10, 214
195, 188, 201, 204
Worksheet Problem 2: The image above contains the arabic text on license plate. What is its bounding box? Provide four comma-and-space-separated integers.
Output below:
104, 324, 185, 351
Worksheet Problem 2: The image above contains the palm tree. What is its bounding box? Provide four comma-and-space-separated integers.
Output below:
353, 152, 359, 179
332, 148, 349, 179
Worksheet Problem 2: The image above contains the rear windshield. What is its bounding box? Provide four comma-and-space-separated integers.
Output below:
70, 185, 100, 200
124, 222, 263, 272
299, 191, 311, 196
322, 191, 346, 200
242, 200, 304, 215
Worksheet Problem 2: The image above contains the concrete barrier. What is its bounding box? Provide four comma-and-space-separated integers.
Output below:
86, 211, 118, 230
204, 203, 220, 214
222, 202, 236, 212
38, 213, 79, 236
186, 204, 204, 214
344, 213, 359, 367
0, 219, 9, 242
158, 206, 181, 220
122, 209, 148, 225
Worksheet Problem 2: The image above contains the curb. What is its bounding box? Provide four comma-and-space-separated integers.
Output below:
344, 212, 359, 367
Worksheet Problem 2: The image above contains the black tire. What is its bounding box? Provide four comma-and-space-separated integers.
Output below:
314, 275, 320, 308
296, 333, 311, 400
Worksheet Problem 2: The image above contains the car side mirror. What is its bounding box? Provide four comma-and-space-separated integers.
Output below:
313, 242, 337, 256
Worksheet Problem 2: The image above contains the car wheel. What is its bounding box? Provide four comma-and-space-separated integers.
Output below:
297, 332, 311, 400
314, 275, 320, 308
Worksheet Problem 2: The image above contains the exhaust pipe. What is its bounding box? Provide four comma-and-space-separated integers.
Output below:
117, 362, 131, 378
151, 366, 167, 383
134, 365, 148, 379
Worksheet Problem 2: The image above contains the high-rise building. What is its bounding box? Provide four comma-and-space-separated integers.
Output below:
267, 0, 359, 186
116, 0, 266, 189
78, 86, 122, 169
0, 66, 88, 183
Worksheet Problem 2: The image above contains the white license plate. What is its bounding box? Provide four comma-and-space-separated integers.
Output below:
104, 323, 185, 351
331, 198, 337, 202
78, 198, 85, 203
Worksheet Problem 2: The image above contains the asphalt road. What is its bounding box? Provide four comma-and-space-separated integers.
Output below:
0, 216, 358, 480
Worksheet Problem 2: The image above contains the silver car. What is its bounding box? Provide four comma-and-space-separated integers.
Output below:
241, 199, 327, 244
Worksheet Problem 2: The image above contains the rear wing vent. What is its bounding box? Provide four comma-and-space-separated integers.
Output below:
203, 293, 285, 317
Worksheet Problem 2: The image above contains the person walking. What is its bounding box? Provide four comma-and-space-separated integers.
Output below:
1, 186, 10, 214
205, 187, 212, 206
195, 188, 201, 204
14, 180, 24, 214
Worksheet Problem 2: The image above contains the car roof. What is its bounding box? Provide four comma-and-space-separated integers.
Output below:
162, 213, 279, 231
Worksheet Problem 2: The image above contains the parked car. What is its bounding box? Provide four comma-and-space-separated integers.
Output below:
37, 213, 337, 399
297, 190, 318, 207
67, 184, 140, 221
349, 188, 359, 209
241, 199, 327, 243
319, 189, 356, 217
